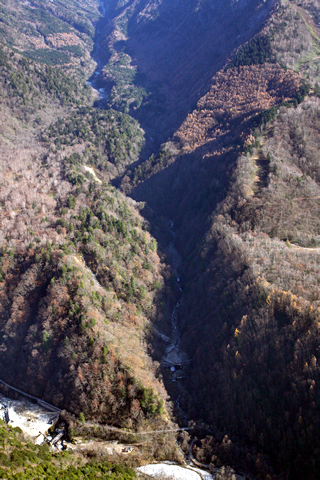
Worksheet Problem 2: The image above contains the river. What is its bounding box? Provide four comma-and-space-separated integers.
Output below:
85, 0, 110, 104
161, 220, 190, 425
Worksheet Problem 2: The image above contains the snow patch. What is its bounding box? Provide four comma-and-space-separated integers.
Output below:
137, 464, 214, 479
0, 394, 59, 441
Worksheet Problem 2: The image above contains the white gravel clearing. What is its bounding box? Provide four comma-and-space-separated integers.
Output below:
136, 463, 214, 479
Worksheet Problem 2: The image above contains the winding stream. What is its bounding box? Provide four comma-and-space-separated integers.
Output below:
162, 221, 184, 365
162, 221, 190, 423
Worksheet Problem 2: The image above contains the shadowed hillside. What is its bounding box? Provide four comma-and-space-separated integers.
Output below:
113, 1, 320, 477
96, 0, 277, 143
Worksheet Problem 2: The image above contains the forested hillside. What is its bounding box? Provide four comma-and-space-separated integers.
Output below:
0, 0, 99, 78
178, 95, 320, 479
0, 420, 137, 479
2, 0, 320, 478
94, 0, 276, 144
0, 44, 168, 432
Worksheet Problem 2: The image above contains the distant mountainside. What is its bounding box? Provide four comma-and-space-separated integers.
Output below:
0, 0, 100, 78
96, 0, 277, 143
1, 0, 320, 477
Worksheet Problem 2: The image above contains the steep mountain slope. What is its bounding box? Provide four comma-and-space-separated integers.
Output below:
127, 63, 303, 260
266, 0, 320, 83
0, 45, 168, 432
178, 96, 320, 479
96, 0, 277, 143
2, 0, 320, 477
0, 420, 136, 479
113, 1, 320, 478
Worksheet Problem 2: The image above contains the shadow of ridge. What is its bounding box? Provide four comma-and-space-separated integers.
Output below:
128, 141, 238, 262
87, 2, 117, 87
128, 120, 244, 199
135, 146, 239, 426
119, 0, 275, 133
89, 0, 276, 149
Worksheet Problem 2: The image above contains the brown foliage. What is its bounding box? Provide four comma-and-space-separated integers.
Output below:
175, 64, 301, 154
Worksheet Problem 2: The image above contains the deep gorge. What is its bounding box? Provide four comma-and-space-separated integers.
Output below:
1, 0, 320, 477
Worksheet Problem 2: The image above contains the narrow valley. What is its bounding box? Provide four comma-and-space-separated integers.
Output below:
1, 0, 320, 478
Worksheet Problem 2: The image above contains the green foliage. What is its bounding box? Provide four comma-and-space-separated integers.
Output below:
57, 218, 68, 228
42, 331, 50, 352
79, 412, 85, 424
294, 80, 311, 104
153, 280, 161, 291
61, 45, 83, 57
88, 318, 96, 329
48, 107, 144, 174
31, 8, 71, 37
0, 45, 88, 116
227, 35, 274, 69
139, 386, 163, 416
104, 52, 148, 114
251, 80, 311, 132
252, 105, 279, 129
150, 239, 157, 252
0, 421, 136, 478
23, 49, 71, 66
67, 195, 76, 209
